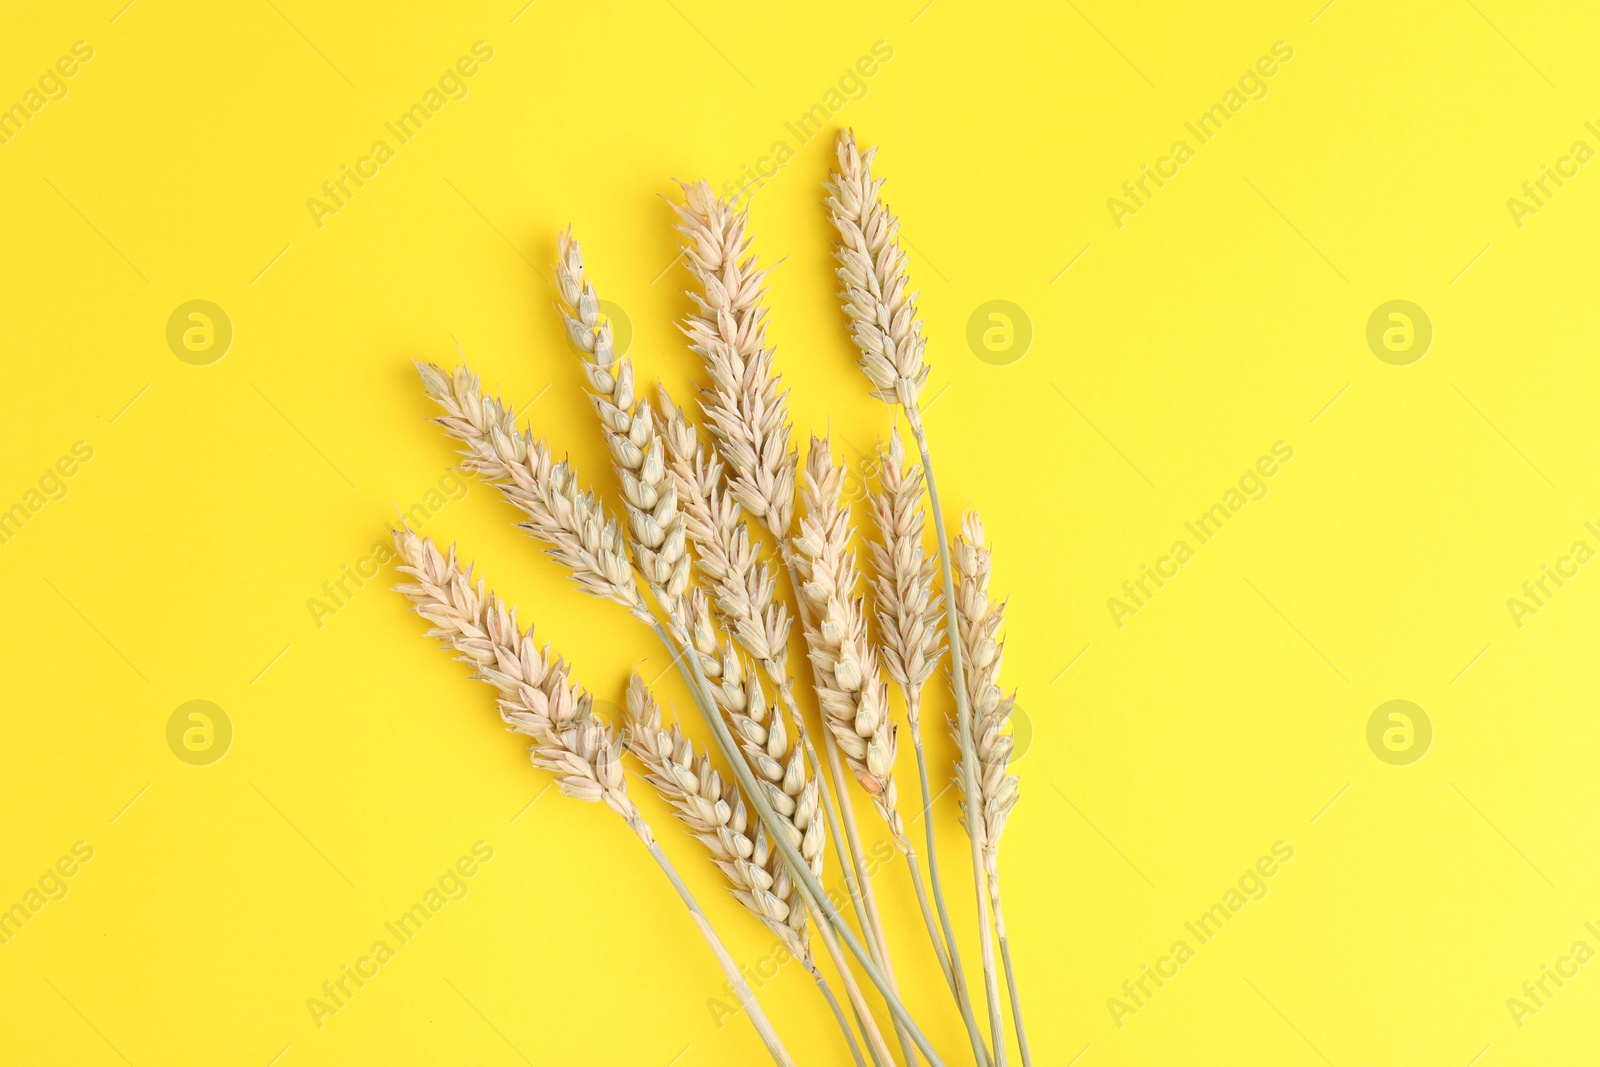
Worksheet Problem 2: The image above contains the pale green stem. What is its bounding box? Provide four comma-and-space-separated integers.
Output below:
909, 407, 1006, 1067
811, 902, 896, 1067
652, 619, 948, 1067
811, 969, 870, 1067
989, 878, 1030, 1067
639, 829, 795, 1066
911, 668, 991, 1067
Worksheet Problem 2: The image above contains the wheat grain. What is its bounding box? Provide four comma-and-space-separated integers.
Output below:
415, 360, 647, 618
673, 180, 796, 540
554, 229, 690, 626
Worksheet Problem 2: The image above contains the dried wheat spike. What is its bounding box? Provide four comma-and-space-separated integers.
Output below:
866, 429, 944, 705
416, 362, 646, 617
658, 386, 792, 667
623, 674, 810, 955
685, 589, 824, 887
794, 435, 902, 839
392, 528, 646, 836
554, 230, 690, 623
825, 129, 929, 411
951, 511, 1019, 871
673, 181, 797, 539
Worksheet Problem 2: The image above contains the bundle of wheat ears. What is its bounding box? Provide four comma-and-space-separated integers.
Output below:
393, 129, 1027, 1067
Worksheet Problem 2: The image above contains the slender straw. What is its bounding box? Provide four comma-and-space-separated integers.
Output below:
641, 833, 797, 1066
911, 413, 1006, 1067
653, 619, 949, 1067
811, 968, 871, 1067
990, 885, 1030, 1067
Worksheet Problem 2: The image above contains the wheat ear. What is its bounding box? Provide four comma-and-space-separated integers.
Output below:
554, 229, 690, 631
828, 126, 1003, 1067
672, 179, 796, 539
867, 429, 970, 1000
390, 528, 793, 1066
415, 360, 649, 620
952, 513, 1029, 1065
794, 436, 901, 828
622, 675, 866, 1067
670, 187, 904, 1033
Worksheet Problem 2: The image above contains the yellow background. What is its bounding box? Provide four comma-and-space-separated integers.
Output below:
4, 0, 1599, 1063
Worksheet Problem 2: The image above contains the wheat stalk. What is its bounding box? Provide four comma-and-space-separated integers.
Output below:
952, 513, 1029, 1065
828, 126, 1002, 1067
554, 229, 690, 628
390, 527, 793, 1065
867, 428, 972, 1003
669, 186, 908, 1044
416, 360, 940, 1063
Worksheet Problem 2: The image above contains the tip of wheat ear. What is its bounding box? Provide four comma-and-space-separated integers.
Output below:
390, 526, 646, 828
826, 129, 931, 410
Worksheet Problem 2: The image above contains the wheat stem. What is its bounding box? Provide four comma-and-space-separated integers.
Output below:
914, 420, 1005, 1066
989, 878, 1029, 1067
827, 125, 1005, 1066
645, 836, 798, 1067
907, 700, 989, 1067
653, 617, 947, 1067
809, 960, 871, 1067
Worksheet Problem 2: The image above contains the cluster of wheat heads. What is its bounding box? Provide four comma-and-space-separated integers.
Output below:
392, 130, 1028, 1066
